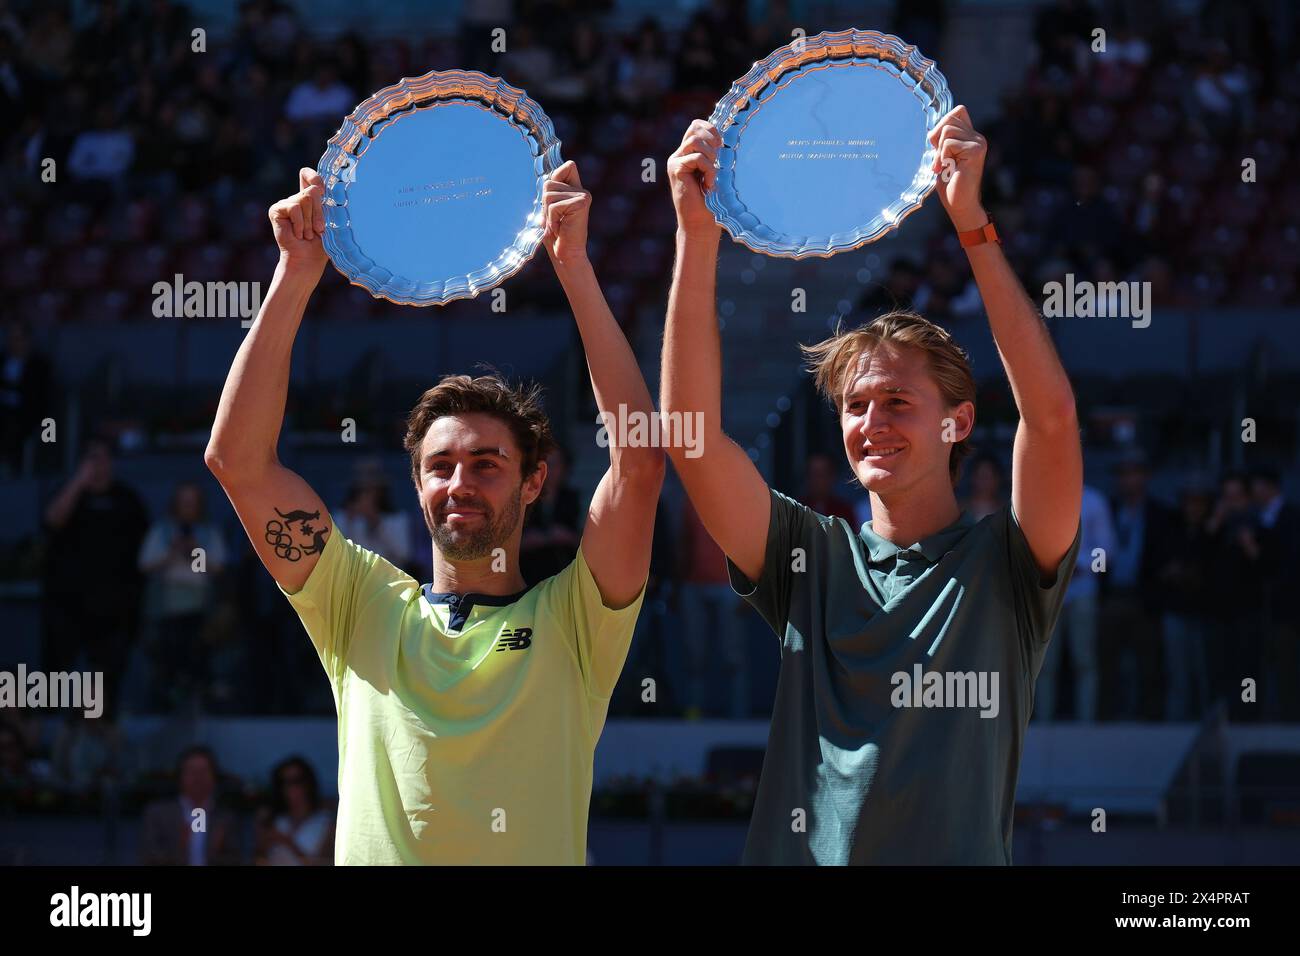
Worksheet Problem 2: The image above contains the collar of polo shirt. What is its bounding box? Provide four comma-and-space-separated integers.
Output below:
859, 509, 976, 565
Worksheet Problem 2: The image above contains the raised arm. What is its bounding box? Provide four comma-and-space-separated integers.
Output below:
542, 161, 664, 609
660, 120, 771, 583
931, 106, 1082, 578
204, 168, 333, 594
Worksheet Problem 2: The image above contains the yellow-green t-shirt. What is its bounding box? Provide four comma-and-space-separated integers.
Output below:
277, 527, 644, 865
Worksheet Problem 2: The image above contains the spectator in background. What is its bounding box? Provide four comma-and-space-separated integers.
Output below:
858, 258, 921, 317
1205, 471, 1263, 720
548, 20, 610, 112
614, 492, 679, 716
1037, 484, 1114, 721
674, 12, 724, 90
138, 480, 228, 713
333, 461, 411, 573
1032, 0, 1095, 80
499, 23, 555, 95
1101, 453, 1175, 720
51, 712, 122, 794
614, 18, 672, 111
283, 60, 354, 125
24, 6, 75, 82
913, 257, 982, 322
961, 453, 1007, 522
1158, 483, 1215, 721
1188, 40, 1252, 138
890, 0, 948, 64
0, 721, 47, 815
1050, 166, 1129, 272
140, 745, 240, 865
254, 755, 334, 866
41, 436, 149, 721
0, 722, 31, 792
519, 446, 581, 585
678, 497, 748, 719
1250, 466, 1298, 719
798, 453, 857, 524
66, 102, 134, 181
0, 317, 52, 477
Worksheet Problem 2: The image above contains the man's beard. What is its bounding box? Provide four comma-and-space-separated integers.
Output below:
427, 486, 522, 561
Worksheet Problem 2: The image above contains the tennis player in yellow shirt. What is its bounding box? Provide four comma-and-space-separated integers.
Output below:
205, 160, 663, 864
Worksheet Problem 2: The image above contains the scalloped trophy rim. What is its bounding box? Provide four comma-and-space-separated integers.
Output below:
704, 28, 953, 259
317, 69, 563, 307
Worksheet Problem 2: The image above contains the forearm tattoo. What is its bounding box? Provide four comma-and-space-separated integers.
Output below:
265, 507, 329, 561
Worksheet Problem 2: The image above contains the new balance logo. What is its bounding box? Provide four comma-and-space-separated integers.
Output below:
495, 627, 533, 652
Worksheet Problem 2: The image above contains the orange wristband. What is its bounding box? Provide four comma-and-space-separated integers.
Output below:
957, 217, 999, 248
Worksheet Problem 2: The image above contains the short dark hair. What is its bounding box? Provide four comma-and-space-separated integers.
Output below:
176, 744, 218, 779
403, 372, 556, 488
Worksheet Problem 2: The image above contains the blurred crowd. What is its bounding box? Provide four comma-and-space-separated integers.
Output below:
1, 733, 337, 864
4, 432, 1296, 829
878, 0, 1300, 323
0, 0, 1293, 342
2, 0, 1299, 830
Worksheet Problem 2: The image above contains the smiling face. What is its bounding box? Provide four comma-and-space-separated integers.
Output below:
415, 412, 545, 562
839, 343, 973, 497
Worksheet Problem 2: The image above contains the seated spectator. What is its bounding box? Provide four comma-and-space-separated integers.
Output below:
66, 103, 134, 180
519, 446, 581, 585
961, 454, 1007, 522
284, 61, 355, 124
0, 722, 31, 793
1188, 41, 1252, 138
858, 258, 921, 318
913, 257, 982, 322
334, 461, 412, 570
798, 452, 856, 524
138, 480, 228, 713
139, 745, 240, 865
499, 24, 555, 94
614, 18, 672, 111
51, 712, 123, 793
254, 756, 334, 866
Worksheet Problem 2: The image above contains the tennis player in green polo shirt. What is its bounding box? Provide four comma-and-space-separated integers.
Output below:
205, 160, 663, 864
661, 105, 1084, 864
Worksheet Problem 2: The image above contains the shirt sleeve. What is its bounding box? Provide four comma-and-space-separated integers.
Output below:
138, 523, 167, 570
548, 546, 646, 700
276, 526, 409, 680
725, 488, 817, 639
1001, 503, 1082, 649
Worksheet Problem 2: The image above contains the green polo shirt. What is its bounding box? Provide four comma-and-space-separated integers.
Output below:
278, 527, 645, 864
727, 488, 1080, 864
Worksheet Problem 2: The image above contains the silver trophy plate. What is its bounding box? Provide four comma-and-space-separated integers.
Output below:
706, 29, 952, 258
317, 70, 562, 306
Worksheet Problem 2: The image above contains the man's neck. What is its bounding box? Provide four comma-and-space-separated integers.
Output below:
868, 481, 962, 547
430, 548, 527, 596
